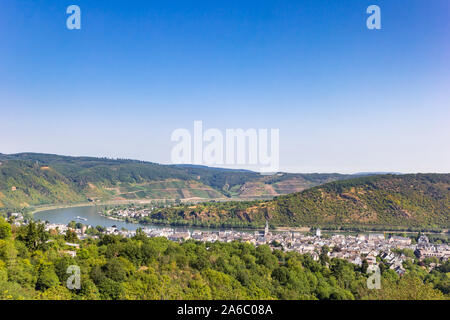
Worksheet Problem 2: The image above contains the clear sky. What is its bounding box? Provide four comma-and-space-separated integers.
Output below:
1, 0, 449, 173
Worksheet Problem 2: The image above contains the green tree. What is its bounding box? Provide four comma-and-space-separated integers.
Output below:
19, 221, 49, 251
369, 274, 446, 300
361, 259, 369, 273
0, 217, 12, 239
36, 265, 60, 291
64, 229, 78, 243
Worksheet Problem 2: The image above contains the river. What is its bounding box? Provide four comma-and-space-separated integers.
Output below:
33, 206, 424, 236
34, 206, 145, 230
33, 205, 260, 234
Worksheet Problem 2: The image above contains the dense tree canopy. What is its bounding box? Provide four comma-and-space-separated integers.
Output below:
0, 220, 448, 300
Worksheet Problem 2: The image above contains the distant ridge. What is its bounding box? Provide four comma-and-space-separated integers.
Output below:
0, 152, 355, 210
353, 172, 403, 176
172, 164, 254, 173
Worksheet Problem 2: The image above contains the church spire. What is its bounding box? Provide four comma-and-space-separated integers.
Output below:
264, 220, 270, 237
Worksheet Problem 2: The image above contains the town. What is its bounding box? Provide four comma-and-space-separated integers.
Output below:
8, 212, 449, 276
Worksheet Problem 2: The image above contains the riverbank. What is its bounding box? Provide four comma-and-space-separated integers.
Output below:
275, 226, 311, 232
30, 202, 449, 236
31, 202, 100, 214
31, 198, 195, 214
30, 196, 250, 215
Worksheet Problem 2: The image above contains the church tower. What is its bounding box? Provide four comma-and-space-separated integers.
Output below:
316, 228, 321, 237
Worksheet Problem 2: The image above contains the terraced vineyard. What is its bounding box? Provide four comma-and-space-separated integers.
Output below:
0, 153, 353, 211
104, 180, 225, 201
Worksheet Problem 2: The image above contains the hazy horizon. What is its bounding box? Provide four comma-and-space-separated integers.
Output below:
3, 150, 450, 175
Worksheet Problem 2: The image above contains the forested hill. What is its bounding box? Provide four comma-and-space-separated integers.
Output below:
269, 174, 450, 228
147, 174, 450, 229
0, 153, 352, 210
0, 218, 447, 300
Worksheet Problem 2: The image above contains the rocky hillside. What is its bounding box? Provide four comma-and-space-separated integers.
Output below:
147, 174, 450, 229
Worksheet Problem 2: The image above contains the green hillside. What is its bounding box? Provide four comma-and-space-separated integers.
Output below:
270, 174, 450, 228
0, 153, 351, 211
0, 160, 85, 208
147, 174, 450, 229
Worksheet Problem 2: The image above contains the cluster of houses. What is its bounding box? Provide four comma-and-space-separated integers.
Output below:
7, 212, 449, 272
269, 230, 416, 274
104, 204, 177, 221
7, 212, 25, 225
96, 223, 450, 273
104, 207, 153, 220
414, 235, 450, 260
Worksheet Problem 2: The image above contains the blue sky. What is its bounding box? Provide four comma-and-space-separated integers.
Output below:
1, 0, 449, 173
